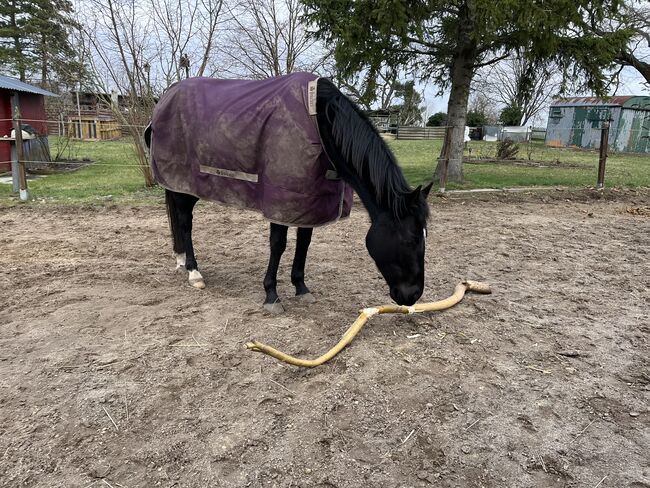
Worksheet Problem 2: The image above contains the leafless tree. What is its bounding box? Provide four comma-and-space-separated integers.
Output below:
222, 0, 325, 79
474, 56, 561, 126
467, 92, 499, 125
80, 0, 156, 184
150, 0, 225, 85
79, 0, 226, 185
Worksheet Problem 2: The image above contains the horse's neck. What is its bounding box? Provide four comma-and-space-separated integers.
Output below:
316, 113, 390, 223
336, 166, 384, 222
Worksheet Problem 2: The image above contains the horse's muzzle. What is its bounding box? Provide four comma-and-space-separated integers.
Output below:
390, 286, 422, 306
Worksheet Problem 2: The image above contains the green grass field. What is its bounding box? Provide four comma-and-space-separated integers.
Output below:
392, 139, 650, 190
1, 136, 648, 206
0, 138, 163, 206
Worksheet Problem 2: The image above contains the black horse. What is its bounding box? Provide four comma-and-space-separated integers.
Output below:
145, 74, 431, 312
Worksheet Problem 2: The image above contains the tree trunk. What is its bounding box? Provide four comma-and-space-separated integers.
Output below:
41, 33, 48, 84
434, 55, 474, 183
10, 1, 26, 82
433, 1, 477, 183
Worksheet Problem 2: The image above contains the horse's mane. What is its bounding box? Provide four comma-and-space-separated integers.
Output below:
317, 78, 428, 222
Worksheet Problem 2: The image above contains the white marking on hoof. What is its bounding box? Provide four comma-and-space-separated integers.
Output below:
175, 253, 186, 270
297, 292, 316, 304
263, 302, 285, 314
189, 270, 205, 289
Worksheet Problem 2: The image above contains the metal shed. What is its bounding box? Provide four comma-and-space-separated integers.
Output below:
545, 96, 650, 153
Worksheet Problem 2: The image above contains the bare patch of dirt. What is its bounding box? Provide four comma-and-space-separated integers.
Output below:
1, 192, 649, 487
26, 159, 93, 175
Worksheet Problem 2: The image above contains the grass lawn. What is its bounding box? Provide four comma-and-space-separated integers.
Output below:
0, 137, 163, 206
390, 139, 650, 190
0, 136, 648, 206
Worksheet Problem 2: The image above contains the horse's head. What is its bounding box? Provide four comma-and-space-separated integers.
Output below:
365, 183, 432, 306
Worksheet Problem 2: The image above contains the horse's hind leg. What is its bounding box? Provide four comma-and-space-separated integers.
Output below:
165, 189, 204, 289
292, 227, 315, 303
263, 223, 288, 313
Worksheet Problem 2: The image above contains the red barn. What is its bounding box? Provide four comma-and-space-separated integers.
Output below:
0, 75, 57, 173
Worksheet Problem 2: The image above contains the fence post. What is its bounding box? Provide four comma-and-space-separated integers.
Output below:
597, 121, 610, 189
438, 125, 452, 193
11, 93, 28, 202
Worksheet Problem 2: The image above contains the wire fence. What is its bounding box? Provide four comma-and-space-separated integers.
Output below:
3, 118, 649, 136
0, 118, 149, 130
2, 117, 648, 201
0, 160, 144, 167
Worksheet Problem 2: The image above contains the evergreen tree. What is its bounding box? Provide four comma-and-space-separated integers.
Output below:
499, 105, 524, 126
426, 112, 447, 127
466, 110, 488, 127
302, 0, 633, 182
0, 0, 32, 81
0, 0, 81, 84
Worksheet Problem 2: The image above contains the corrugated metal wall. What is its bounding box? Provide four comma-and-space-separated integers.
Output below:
546, 105, 617, 149
546, 104, 650, 153
613, 109, 650, 153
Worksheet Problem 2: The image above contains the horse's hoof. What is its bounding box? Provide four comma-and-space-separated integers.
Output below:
188, 270, 205, 289
297, 292, 316, 304
263, 302, 285, 314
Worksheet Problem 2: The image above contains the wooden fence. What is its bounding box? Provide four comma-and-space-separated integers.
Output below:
396, 126, 446, 140
67, 117, 121, 140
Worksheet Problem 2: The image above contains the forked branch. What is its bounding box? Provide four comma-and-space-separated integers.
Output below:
246, 280, 492, 367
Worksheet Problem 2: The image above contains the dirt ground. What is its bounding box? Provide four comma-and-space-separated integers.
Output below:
1, 190, 649, 488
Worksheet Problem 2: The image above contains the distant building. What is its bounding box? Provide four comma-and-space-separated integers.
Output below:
365, 109, 399, 132
545, 96, 650, 153
481, 126, 531, 142
44, 89, 155, 140
46, 90, 124, 141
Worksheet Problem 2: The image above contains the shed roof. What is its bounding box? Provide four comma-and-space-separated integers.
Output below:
551, 95, 650, 108
0, 75, 58, 97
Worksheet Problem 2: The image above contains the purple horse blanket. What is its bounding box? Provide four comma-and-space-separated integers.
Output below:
149, 72, 353, 227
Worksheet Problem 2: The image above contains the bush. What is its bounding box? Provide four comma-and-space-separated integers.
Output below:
496, 140, 519, 160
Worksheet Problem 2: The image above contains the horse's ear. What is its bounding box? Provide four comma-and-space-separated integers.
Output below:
406, 185, 422, 207
408, 183, 433, 205
422, 181, 433, 199
408, 185, 422, 205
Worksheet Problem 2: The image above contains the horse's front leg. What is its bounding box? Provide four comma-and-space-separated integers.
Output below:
263, 223, 288, 313
291, 227, 315, 303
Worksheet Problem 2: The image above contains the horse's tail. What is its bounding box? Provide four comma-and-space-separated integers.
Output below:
165, 190, 184, 254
